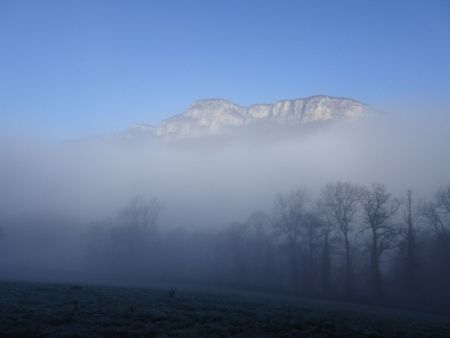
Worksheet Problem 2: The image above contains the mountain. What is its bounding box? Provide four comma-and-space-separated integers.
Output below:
120, 95, 369, 141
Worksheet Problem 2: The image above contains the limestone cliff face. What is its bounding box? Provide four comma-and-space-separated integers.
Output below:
121, 95, 368, 141
155, 99, 246, 139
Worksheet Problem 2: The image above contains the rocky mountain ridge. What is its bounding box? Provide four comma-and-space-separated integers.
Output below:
121, 95, 369, 141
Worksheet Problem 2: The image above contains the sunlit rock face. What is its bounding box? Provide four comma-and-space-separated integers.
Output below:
155, 99, 247, 139
121, 95, 369, 141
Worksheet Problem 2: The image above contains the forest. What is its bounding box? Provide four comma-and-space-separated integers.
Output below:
2, 181, 449, 315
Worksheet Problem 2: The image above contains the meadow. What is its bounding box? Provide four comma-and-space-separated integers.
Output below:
1, 281, 450, 337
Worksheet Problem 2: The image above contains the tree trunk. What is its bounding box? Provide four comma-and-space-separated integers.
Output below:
405, 190, 417, 300
321, 233, 331, 297
370, 229, 381, 300
344, 233, 353, 299
289, 240, 300, 294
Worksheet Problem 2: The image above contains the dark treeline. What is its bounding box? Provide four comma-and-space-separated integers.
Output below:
1, 182, 450, 315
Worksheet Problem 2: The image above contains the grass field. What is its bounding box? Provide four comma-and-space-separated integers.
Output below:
1, 281, 449, 337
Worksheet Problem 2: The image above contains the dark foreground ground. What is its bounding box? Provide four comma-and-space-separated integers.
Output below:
1, 281, 450, 337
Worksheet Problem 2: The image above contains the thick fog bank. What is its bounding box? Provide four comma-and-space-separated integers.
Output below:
0, 114, 449, 225
1, 113, 450, 314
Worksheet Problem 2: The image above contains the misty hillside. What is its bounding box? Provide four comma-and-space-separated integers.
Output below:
1, 281, 450, 338
119, 95, 369, 142
2, 1, 450, 337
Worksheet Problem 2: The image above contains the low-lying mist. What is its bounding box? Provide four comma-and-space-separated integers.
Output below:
1, 112, 450, 313
1, 114, 449, 222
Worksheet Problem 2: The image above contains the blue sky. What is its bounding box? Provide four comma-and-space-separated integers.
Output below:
0, 0, 449, 137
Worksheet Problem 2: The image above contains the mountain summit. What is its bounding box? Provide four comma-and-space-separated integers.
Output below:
121, 95, 368, 141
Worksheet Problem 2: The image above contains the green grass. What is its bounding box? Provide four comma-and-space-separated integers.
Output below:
0, 281, 449, 337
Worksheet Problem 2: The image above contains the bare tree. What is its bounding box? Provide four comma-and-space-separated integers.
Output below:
118, 196, 164, 231
319, 182, 361, 299
402, 189, 418, 297
421, 184, 450, 245
361, 183, 400, 300
246, 211, 272, 288
272, 189, 308, 294
302, 212, 321, 294
421, 184, 450, 311
110, 196, 164, 276
315, 200, 338, 297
